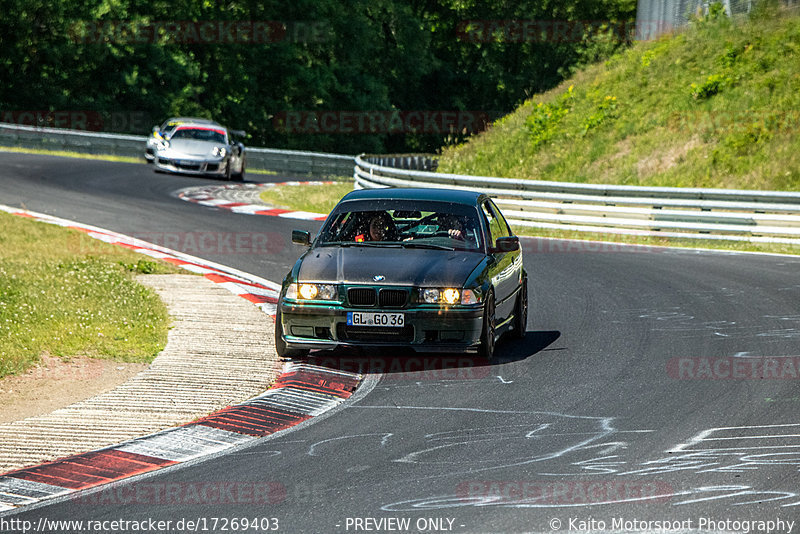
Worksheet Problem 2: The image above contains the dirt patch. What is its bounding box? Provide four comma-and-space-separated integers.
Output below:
0, 354, 147, 424
636, 136, 702, 177
609, 137, 634, 162
584, 137, 635, 183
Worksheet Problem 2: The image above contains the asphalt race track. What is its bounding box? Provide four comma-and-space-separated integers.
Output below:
2, 151, 800, 533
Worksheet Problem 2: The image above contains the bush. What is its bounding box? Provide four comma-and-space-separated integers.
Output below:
525, 86, 574, 148
582, 95, 619, 135
690, 73, 729, 99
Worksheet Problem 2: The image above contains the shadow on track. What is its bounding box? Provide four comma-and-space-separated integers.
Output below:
493, 330, 561, 364
299, 330, 561, 377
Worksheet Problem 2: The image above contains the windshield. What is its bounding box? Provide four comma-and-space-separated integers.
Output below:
317, 201, 483, 251
170, 127, 226, 144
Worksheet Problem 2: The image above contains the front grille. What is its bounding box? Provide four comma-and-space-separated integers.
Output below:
158, 158, 202, 171
337, 324, 414, 343
379, 289, 407, 308
348, 288, 376, 306
176, 161, 202, 171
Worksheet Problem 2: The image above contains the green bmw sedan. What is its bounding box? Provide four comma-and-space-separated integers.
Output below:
276, 187, 527, 361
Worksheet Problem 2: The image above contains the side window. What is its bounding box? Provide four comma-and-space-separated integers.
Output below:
481, 201, 508, 247
488, 200, 512, 236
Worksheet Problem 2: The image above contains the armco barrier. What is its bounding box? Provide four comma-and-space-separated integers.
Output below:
3, 122, 799, 245
0, 122, 354, 178
355, 154, 800, 245
247, 146, 353, 178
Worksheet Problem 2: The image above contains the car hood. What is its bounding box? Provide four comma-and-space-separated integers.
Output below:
165, 139, 221, 157
297, 246, 485, 287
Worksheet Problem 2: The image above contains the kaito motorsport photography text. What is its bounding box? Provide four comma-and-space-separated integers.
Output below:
558, 516, 795, 533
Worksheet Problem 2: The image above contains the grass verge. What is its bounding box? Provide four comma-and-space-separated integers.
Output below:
0, 146, 277, 174
437, 7, 800, 192
0, 146, 143, 164
259, 181, 354, 214
0, 211, 184, 379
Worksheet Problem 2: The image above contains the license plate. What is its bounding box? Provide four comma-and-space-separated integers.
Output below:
347, 312, 404, 327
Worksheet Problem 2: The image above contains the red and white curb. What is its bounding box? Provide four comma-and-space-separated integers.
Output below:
175, 181, 330, 220
0, 205, 363, 512
0, 205, 282, 315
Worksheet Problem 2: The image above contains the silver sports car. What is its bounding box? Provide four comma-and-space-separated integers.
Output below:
144, 117, 221, 162
151, 121, 246, 180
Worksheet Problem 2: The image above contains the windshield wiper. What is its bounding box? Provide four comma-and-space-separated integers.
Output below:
339, 242, 403, 248
401, 242, 455, 251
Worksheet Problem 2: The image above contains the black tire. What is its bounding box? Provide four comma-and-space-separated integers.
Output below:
232, 155, 246, 181
512, 275, 528, 340
477, 291, 496, 361
275, 308, 309, 359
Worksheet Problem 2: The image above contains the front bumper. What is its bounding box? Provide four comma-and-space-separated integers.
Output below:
279, 301, 484, 353
153, 155, 226, 176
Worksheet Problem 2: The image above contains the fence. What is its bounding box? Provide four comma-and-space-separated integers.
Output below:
354, 154, 800, 245
0, 122, 354, 179
636, 0, 758, 40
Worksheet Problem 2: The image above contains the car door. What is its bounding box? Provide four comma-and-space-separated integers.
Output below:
481, 199, 522, 322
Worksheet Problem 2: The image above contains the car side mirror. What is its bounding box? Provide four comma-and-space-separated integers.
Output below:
494, 236, 519, 252
292, 230, 311, 246
152, 126, 160, 134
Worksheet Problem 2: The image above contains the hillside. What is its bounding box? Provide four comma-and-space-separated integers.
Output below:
438, 6, 800, 192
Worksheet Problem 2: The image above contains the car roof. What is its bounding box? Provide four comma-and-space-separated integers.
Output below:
339, 187, 485, 206
172, 123, 228, 133
162, 117, 221, 128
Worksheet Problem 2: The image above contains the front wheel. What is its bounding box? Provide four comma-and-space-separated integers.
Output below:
232, 155, 246, 181
275, 308, 309, 359
477, 291, 496, 361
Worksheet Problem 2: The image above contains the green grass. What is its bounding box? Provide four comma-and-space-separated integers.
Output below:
438, 6, 800, 192
0, 146, 144, 164
259, 181, 355, 214
0, 146, 277, 174
0, 211, 183, 379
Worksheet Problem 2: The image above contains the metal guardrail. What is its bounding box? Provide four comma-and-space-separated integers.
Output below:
0, 122, 354, 178
3, 122, 799, 245
246, 147, 353, 178
355, 154, 800, 245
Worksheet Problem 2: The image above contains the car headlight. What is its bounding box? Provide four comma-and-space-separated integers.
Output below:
212, 146, 227, 158
299, 283, 318, 299
419, 288, 479, 305
421, 288, 440, 303
156, 140, 169, 151
287, 283, 337, 301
